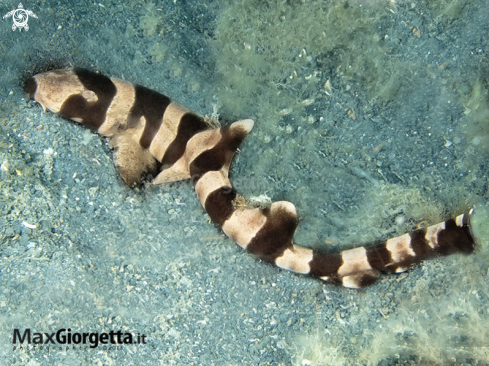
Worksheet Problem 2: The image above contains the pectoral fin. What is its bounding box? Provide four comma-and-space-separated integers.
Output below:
109, 129, 158, 186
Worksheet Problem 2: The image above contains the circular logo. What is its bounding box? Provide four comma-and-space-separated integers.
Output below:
12, 8, 29, 30
3, 3, 37, 32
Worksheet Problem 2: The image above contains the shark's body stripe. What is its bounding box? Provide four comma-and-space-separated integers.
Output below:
102, 79, 136, 135
149, 102, 189, 162
409, 229, 432, 258
246, 202, 297, 262
161, 113, 208, 168
310, 252, 343, 276
338, 247, 371, 277
129, 84, 170, 149
205, 187, 237, 226
60, 68, 117, 130
275, 245, 314, 274
222, 208, 267, 248
438, 219, 474, 254
195, 171, 231, 207
366, 244, 393, 271
27, 68, 477, 289
425, 223, 444, 249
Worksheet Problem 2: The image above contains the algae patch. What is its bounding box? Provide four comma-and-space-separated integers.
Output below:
428, 0, 469, 22
324, 182, 444, 247
213, 0, 404, 129
461, 78, 489, 152
366, 265, 489, 365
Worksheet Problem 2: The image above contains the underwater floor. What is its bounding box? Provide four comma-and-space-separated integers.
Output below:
1, 0, 489, 365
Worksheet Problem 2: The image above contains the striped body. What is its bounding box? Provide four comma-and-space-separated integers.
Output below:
27, 68, 476, 288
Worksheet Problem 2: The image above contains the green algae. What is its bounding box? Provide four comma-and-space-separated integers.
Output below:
429, 0, 469, 22
213, 0, 406, 129
461, 78, 489, 153
312, 181, 446, 250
